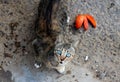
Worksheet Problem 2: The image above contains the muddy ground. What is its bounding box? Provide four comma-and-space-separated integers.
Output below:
0, 0, 120, 82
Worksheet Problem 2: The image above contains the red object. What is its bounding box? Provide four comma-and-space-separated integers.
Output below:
75, 14, 97, 30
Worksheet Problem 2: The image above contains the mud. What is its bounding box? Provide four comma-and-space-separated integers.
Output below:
0, 0, 120, 82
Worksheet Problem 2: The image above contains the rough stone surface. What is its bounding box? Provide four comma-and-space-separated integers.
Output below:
0, 0, 120, 82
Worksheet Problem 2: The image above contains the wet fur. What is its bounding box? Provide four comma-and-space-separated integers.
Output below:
33, 0, 75, 73
34, 0, 60, 57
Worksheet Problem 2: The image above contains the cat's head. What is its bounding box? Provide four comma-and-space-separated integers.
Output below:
53, 43, 75, 66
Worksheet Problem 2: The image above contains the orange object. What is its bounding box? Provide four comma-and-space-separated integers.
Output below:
75, 15, 85, 29
75, 14, 97, 30
83, 17, 89, 30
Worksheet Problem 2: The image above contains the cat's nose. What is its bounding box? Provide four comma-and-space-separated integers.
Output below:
61, 56, 66, 61
60, 61, 63, 64
61, 58, 64, 61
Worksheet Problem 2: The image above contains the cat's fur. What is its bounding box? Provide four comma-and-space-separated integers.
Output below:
33, 0, 76, 73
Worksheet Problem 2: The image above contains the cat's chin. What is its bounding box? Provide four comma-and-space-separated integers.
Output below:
56, 65, 65, 74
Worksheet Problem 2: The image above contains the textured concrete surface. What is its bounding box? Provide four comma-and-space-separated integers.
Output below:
0, 0, 120, 82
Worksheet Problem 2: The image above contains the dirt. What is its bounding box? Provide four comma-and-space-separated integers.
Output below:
0, 0, 120, 82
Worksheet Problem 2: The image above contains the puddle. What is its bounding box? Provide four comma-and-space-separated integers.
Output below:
3, 62, 101, 82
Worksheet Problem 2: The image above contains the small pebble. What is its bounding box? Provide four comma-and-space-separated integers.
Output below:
96, 65, 99, 67
66, 70, 71, 74
24, 52, 28, 55
85, 56, 89, 61
72, 75, 75, 78
0, 31, 4, 37
67, 16, 70, 24
96, 70, 98, 72
85, 73, 89, 76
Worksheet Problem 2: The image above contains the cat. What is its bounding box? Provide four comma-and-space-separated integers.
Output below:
33, 0, 76, 73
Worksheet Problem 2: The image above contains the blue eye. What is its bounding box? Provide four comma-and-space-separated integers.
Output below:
56, 50, 62, 55
66, 53, 71, 57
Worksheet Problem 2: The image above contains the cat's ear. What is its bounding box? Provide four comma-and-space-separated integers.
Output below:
68, 47, 75, 52
68, 47, 75, 54
71, 40, 79, 52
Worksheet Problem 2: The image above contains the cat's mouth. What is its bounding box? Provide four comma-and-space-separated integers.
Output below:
60, 61, 63, 64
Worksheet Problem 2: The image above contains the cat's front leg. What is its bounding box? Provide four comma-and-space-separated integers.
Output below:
46, 61, 65, 74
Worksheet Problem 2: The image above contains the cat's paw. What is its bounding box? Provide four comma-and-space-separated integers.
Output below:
34, 63, 42, 69
48, 62, 65, 74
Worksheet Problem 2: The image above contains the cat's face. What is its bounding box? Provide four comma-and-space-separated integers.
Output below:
53, 44, 75, 66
